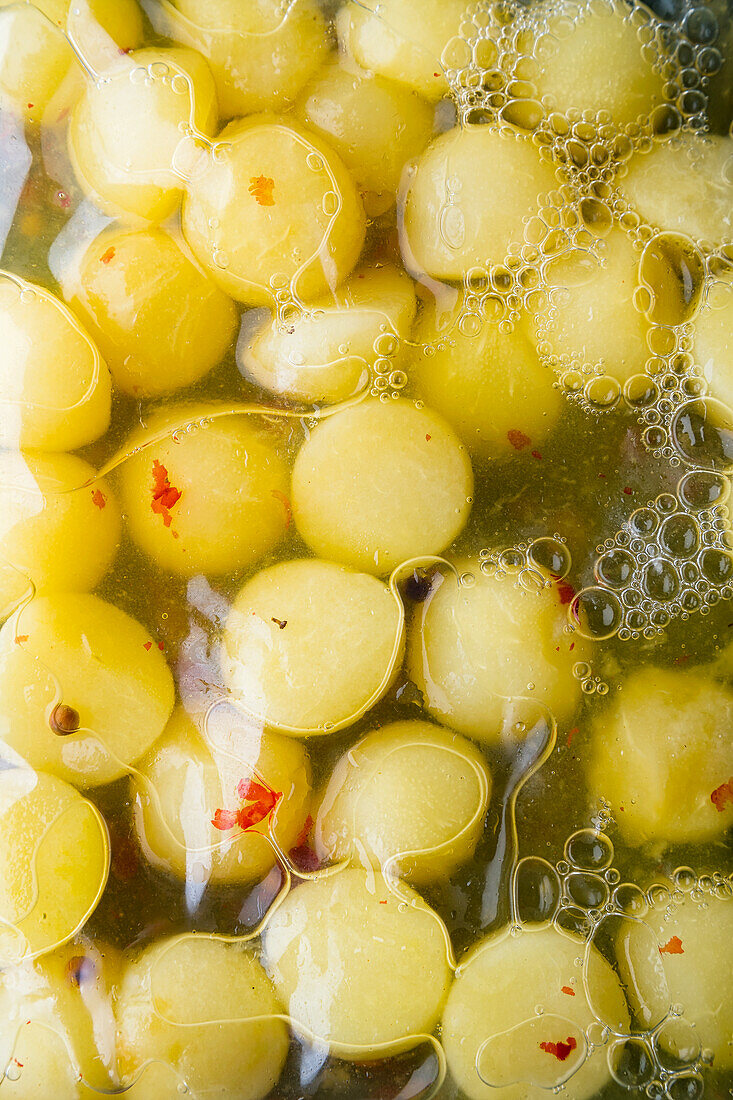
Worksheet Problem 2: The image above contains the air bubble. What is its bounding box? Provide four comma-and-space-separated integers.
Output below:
671, 398, 733, 472
570, 587, 623, 639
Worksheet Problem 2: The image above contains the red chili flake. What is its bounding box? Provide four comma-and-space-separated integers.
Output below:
711, 778, 733, 812
151, 459, 182, 528
211, 808, 238, 831
425, 434, 432, 442
143, 641, 152, 651
561, 985, 575, 996
598, 473, 606, 479
531, 450, 543, 460
507, 428, 531, 451
91, 488, 106, 509
433, 71, 440, 77
100, 246, 116, 264
566, 727, 578, 748
569, 642, 575, 651
556, 580, 576, 605
248, 175, 275, 206
660, 936, 684, 955
539, 1036, 577, 1062
623, 486, 633, 496
271, 489, 292, 529
157, 642, 165, 651
27, 103, 33, 109
379, 899, 388, 904
271, 617, 287, 629
14, 635, 28, 644
294, 815, 314, 850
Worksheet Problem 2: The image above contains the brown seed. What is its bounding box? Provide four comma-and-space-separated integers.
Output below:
50, 703, 80, 735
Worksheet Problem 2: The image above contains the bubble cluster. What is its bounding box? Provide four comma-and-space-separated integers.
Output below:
512, 823, 733, 1098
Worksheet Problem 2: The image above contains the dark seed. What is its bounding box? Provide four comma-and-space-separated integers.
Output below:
50, 703, 80, 735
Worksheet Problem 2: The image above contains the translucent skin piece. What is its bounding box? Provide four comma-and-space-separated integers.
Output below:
292, 399, 473, 575
0, 940, 121, 1098
0, 769, 109, 966
182, 115, 366, 306
261, 869, 452, 1057
239, 264, 417, 405
410, 304, 563, 458
72, 227, 237, 398
68, 46, 218, 223
409, 563, 586, 740
0, 451, 120, 615
118, 405, 290, 577
116, 935, 289, 1100
403, 126, 558, 279
166, 0, 329, 119
586, 667, 733, 846
0, 275, 111, 452
316, 719, 491, 883
0, 0, 143, 123
619, 133, 733, 244
222, 558, 404, 734
339, 0, 469, 101
0, 593, 175, 788
133, 707, 312, 884
442, 924, 629, 1100
527, 230, 650, 384
617, 895, 733, 1069
296, 58, 433, 201
530, 2, 668, 126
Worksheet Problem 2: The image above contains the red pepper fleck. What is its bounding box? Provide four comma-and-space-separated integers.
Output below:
211, 808, 238, 831
598, 473, 606, 478
433, 72, 440, 77
91, 488, 106, 509
294, 815, 314, 850
100, 246, 116, 264
143, 641, 152, 651
531, 450, 543, 460
158, 642, 165, 651
561, 985, 575, 996
507, 428, 531, 451
539, 1036, 577, 1062
272, 489, 292, 529
249, 175, 275, 206
566, 727, 578, 748
27, 103, 33, 109
569, 641, 575, 651
711, 778, 733, 812
379, 899, 388, 904
660, 935, 684, 955
425, 434, 432, 442
15, 635, 28, 644
556, 580, 576, 605
623, 486, 633, 495
151, 459, 182, 528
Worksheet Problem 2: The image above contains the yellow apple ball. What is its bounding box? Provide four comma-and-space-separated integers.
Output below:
72, 227, 237, 398
261, 869, 452, 1057
619, 133, 733, 244
222, 558, 403, 734
296, 58, 434, 204
166, 0, 328, 118
133, 707, 311, 885
0, 940, 121, 1098
0, 275, 111, 452
340, 0, 469, 101
529, 0, 668, 128
0, 0, 142, 124
617, 893, 733, 1069
0, 451, 120, 615
68, 46, 218, 223
118, 406, 290, 576
528, 229, 650, 385
292, 398, 473, 574
442, 924, 629, 1100
182, 115, 366, 306
408, 562, 586, 740
694, 278, 733, 408
410, 302, 563, 458
0, 768, 109, 966
404, 125, 558, 280
316, 719, 491, 883
586, 666, 733, 847
239, 264, 416, 405
0, 592, 175, 788
116, 935, 289, 1100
